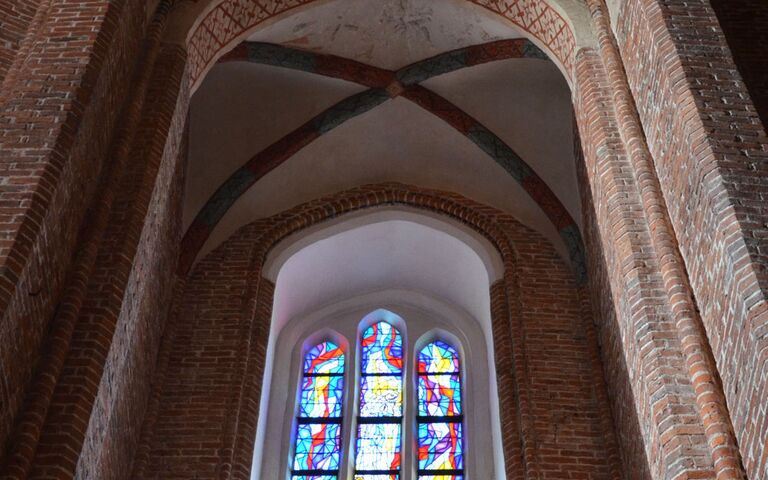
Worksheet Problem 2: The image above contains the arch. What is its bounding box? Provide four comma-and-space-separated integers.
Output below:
181, 40, 585, 281
263, 206, 505, 285
172, 0, 593, 89
149, 183, 620, 478
179, 183, 527, 280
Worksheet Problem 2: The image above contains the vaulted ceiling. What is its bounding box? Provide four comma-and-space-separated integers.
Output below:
185, 0, 579, 265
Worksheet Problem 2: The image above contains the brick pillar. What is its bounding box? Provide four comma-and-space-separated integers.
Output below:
574, 48, 716, 479
0, 0, 149, 453
609, 2, 768, 477
25, 42, 189, 479
230, 278, 275, 479
490, 279, 525, 480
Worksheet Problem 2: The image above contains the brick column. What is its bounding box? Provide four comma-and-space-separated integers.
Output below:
490, 279, 526, 480
609, 1, 768, 477
574, 48, 716, 479
26, 42, 189, 479
0, 0, 149, 452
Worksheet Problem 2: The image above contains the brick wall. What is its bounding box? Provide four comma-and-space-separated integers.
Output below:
0, 1, 766, 478
575, 128, 651, 480
135, 184, 621, 479
0, 0, 149, 455
24, 43, 188, 479
710, 0, 768, 129
572, 47, 718, 479
0, 0, 39, 84
610, 1, 768, 477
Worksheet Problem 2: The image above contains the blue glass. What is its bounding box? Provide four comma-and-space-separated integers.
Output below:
417, 374, 461, 417
298, 375, 344, 418
304, 341, 345, 374
417, 422, 463, 471
293, 423, 342, 471
417, 476, 463, 480
418, 341, 459, 374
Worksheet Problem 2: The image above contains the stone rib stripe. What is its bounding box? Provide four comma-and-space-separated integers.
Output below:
183, 40, 586, 281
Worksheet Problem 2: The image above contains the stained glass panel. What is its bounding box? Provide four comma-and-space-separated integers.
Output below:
417, 422, 464, 471
418, 477, 463, 480
304, 341, 345, 375
293, 423, 342, 471
355, 423, 402, 471
293, 342, 345, 478
298, 375, 344, 418
361, 322, 403, 374
360, 375, 403, 417
354, 475, 398, 480
417, 374, 461, 417
418, 341, 459, 374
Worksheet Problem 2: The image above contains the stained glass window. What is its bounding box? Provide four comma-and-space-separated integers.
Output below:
417, 341, 464, 479
292, 341, 345, 480
354, 322, 403, 480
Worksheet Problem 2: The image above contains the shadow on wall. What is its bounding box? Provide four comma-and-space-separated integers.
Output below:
580, 161, 652, 480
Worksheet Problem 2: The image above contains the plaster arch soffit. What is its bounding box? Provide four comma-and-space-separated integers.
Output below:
181, 41, 585, 281
263, 206, 506, 283
165, 0, 594, 89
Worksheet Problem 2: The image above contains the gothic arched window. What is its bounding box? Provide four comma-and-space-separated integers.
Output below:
416, 341, 464, 479
291, 341, 346, 480
354, 321, 404, 479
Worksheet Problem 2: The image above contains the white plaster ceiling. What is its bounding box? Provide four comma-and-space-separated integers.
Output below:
186, 0, 580, 264
246, 0, 523, 69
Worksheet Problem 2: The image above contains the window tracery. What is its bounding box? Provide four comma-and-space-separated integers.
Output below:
290, 321, 465, 480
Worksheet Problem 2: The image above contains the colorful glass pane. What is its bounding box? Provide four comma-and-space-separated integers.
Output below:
298, 375, 344, 418
417, 374, 461, 417
360, 375, 403, 417
292, 476, 337, 480
417, 422, 463, 471
294, 423, 342, 471
418, 341, 459, 374
355, 422, 402, 471
304, 342, 345, 374
354, 476, 398, 480
418, 477, 463, 480
361, 322, 403, 374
